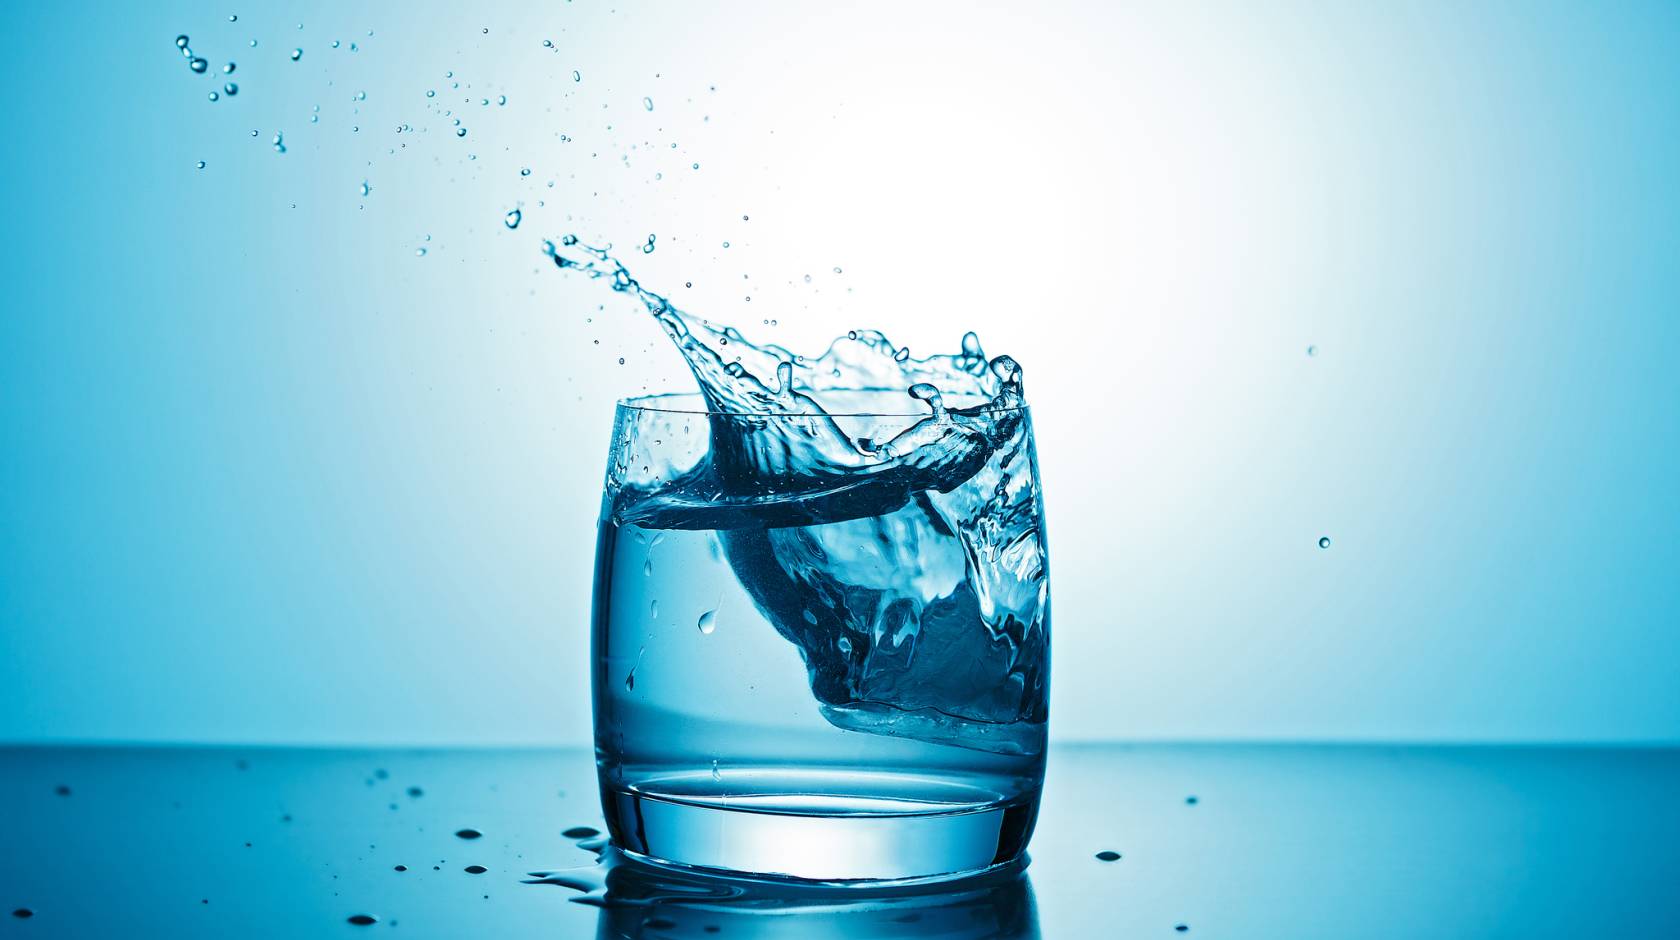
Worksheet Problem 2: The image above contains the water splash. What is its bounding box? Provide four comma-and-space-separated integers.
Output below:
553, 238, 1047, 754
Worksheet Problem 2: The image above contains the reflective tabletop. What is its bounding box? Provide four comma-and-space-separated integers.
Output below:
3, 744, 1677, 938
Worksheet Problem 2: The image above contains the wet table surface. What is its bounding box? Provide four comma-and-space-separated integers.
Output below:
3, 744, 1678, 938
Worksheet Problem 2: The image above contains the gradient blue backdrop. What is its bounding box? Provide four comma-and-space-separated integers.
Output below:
2, 0, 1677, 746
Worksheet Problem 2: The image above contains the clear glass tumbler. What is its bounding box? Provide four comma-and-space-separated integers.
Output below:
591, 392, 1050, 884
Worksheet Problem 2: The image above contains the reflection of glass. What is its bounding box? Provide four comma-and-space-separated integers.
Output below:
589, 852, 1041, 940
592, 394, 1051, 882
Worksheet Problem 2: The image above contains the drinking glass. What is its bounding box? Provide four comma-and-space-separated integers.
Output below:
591, 391, 1050, 884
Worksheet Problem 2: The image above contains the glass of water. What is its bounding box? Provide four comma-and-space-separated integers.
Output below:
591, 391, 1051, 884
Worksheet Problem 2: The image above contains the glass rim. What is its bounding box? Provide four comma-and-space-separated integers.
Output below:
616, 390, 1029, 418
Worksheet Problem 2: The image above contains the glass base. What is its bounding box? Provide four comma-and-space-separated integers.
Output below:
600, 769, 1040, 884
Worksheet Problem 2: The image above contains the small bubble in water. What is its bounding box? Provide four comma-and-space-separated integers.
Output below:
176, 35, 190, 48
561, 234, 578, 246
1175, 926, 1189, 933
455, 829, 482, 840
504, 209, 521, 229
572, 70, 581, 82
711, 760, 721, 782
347, 914, 377, 925
562, 826, 600, 839
643, 96, 654, 111
223, 82, 238, 95
189, 57, 208, 73
359, 180, 371, 197
847, 330, 858, 340
291, 48, 302, 61
1318, 537, 1331, 549
722, 241, 730, 248
394, 865, 407, 872
1095, 850, 1121, 861
894, 347, 910, 362
837, 635, 852, 654
697, 609, 716, 634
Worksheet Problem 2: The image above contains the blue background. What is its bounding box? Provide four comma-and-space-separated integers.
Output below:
2, 0, 1677, 746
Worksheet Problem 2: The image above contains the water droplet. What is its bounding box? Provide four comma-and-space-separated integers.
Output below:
291, 48, 302, 61
359, 180, 371, 197
837, 635, 852, 654
394, 864, 407, 872
1095, 850, 1121, 861
250, 39, 258, 47
228, 14, 237, 22
1306, 344, 1318, 356
573, 70, 582, 82
650, 599, 659, 620
455, 828, 482, 839
223, 82, 238, 95
894, 347, 911, 362
697, 609, 717, 634
619, 357, 628, 366
847, 330, 858, 340
331, 40, 339, 48
624, 670, 635, 691
642, 234, 656, 253
1175, 926, 1189, 933
562, 825, 599, 839
457, 127, 467, 137
1318, 537, 1331, 549
543, 39, 554, 48
1186, 795, 1199, 804
176, 35, 190, 49
642, 96, 654, 111
11, 909, 34, 920
189, 57, 208, 73
464, 865, 487, 874
347, 913, 377, 925
504, 208, 521, 229
223, 61, 237, 74
272, 132, 285, 153
692, 162, 699, 170
354, 90, 366, 101
721, 241, 730, 248
426, 89, 436, 98
406, 786, 423, 797
416, 247, 427, 257
561, 234, 578, 246
498, 95, 507, 106
195, 160, 206, 169
208, 91, 219, 101
711, 760, 721, 782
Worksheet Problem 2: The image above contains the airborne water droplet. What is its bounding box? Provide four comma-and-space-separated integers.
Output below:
359, 180, 371, 197
223, 61, 236, 74
223, 82, 238, 95
189, 57, 208, 73
457, 127, 467, 137
643, 96, 654, 111
1318, 537, 1331, 549
573, 70, 582, 82
1095, 850, 1121, 862
504, 209, 521, 229
650, 599, 659, 620
176, 35, 190, 49
291, 48, 302, 61
697, 609, 716, 634
1307, 344, 1318, 356
196, 160, 206, 169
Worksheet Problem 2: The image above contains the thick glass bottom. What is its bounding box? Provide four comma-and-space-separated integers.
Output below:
600, 768, 1041, 884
